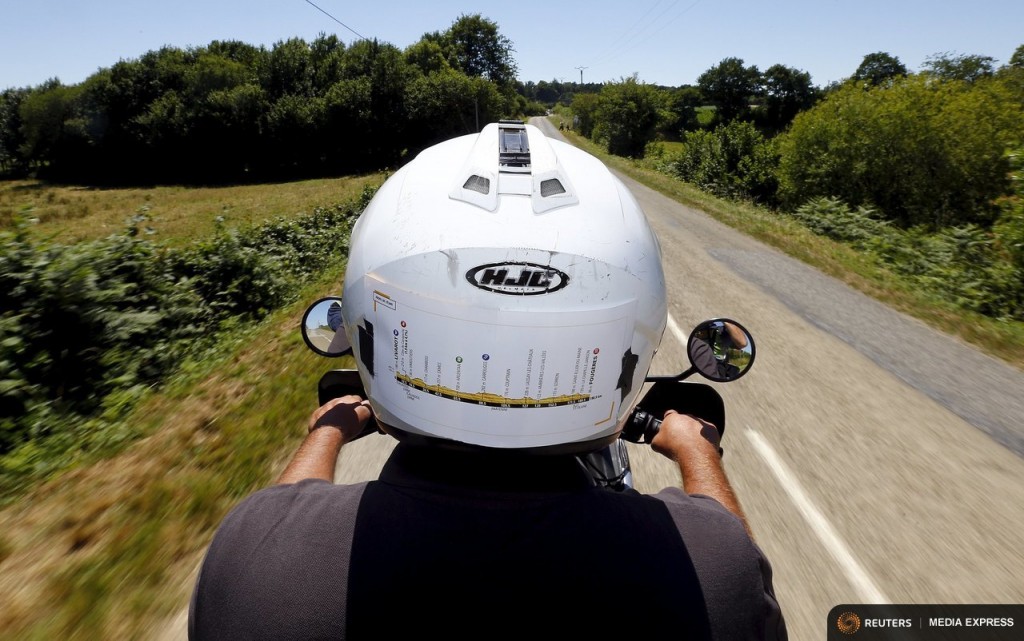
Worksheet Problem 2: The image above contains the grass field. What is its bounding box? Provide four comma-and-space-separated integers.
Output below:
0, 174, 386, 244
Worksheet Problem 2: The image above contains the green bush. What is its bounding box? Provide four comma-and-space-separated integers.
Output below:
991, 148, 1024, 315
667, 120, 779, 204
0, 196, 365, 461
791, 196, 1023, 320
778, 76, 1023, 228
592, 76, 665, 158
791, 197, 892, 246
0, 220, 206, 452
570, 93, 600, 138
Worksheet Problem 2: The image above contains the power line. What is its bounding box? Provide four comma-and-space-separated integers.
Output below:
301, 0, 367, 41
584, 0, 703, 75
592, 0, 670, 61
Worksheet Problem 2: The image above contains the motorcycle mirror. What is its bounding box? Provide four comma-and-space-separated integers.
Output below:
686, 318, 755, 382
301, 296, 352, 357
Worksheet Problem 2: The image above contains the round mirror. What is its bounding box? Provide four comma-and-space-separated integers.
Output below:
686, 319, 755, 382
301, 296, 352, 357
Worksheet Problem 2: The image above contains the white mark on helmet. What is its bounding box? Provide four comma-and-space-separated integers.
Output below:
442, 249, 460, 287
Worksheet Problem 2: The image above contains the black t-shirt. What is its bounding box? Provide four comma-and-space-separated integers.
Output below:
189, 444, 786, 640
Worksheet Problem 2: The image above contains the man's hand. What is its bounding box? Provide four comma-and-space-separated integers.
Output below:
277, 396, 373, 484
650, 410, 720, 461
308, 395, 373, 441
650, 410, 751, 536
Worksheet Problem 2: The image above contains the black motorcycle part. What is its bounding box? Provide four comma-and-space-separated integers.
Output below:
622, 381, 726, 445
317, 369, 380, 440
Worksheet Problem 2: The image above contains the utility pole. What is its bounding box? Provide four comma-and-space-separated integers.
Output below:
575, 66, 588, 85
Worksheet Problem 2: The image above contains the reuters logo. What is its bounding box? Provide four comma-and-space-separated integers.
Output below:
837, 612, 861, 635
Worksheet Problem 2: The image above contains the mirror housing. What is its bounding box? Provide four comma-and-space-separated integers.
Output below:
301, 296, 352, 357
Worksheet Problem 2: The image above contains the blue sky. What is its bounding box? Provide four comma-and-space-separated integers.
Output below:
2, 0, 1022, 91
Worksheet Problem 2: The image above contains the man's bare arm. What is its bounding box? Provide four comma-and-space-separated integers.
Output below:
277, 396, 371, 484
723, 321, 748, 349
650, 410, 751, 537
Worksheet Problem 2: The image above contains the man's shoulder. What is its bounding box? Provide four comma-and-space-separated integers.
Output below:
198, 480, 372, 601
647, 487, 785, 639
645, 487, 766, 575
650, 486, 739, 514
192, 480, 370, 640
218, 479, 369, 538
649, 487, 752, 540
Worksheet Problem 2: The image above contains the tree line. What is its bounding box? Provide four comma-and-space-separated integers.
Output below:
563, 47, 1024, 320
2, 19, 1022, 321
0, 14, 532, 184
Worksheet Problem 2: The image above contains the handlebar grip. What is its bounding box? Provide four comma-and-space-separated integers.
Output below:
643, 415, 661, 444
622, 409, 662, 444
624, 409, 724, 457
317, 370, 380, 437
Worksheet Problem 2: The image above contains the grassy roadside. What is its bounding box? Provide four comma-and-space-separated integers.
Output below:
548, 118, 1024, 370
0, 261, 354, 640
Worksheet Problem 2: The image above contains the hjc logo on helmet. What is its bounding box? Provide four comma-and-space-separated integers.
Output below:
466, 262, 570, 295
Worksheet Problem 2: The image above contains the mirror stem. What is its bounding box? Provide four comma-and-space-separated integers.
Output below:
645, 366, 697, 384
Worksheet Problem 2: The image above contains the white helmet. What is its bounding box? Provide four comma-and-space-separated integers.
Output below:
340, 122, 666, 452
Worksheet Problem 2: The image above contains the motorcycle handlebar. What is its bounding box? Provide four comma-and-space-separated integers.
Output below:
623, 409, 662, 444
620, 381, 726, 454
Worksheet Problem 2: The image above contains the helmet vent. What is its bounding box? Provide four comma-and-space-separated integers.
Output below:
498, 123, 531, 173
540, 178, 566, 197
463, 175, 491, 195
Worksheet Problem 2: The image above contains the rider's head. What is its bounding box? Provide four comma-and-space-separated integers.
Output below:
340, 122, 667, 454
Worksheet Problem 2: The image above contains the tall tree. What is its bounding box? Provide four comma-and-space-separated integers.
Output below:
332, 40, 413, 167
1009, 44, 1024, 69
404, 38, 450, 76
852, 52, 907, 86
442, 14, 517, 87
593, 75, 664, 157
262, 38, 314, 98
667, 85, 702, 133
697, 57, 761, 123
997, 44, 1024, 100
405, 68, 506, 146
205, 40, 267, 69
17, 80, 78, 172
0, 88, 29, 174
534, 80, 559, 104
309, 34, 347, 94
759, 64, 819, 133
923, 52, 995, 83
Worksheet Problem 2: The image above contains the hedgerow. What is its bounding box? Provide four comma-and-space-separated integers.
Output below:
793, 195, 1024, 320
0, 186, 373, 491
